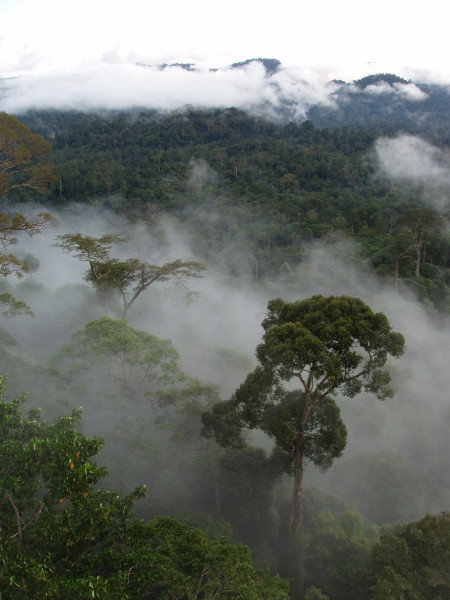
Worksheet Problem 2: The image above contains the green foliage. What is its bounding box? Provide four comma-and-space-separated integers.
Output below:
0, 112, 55, 198
0, 292, 34, 319
13, 107, 450, 311
304, 510, 378, 600
257, 295, 405, 398
1, 106, 448, 598
304, 586, 330, 600
204, 295, 404, 463
396, 207, 443, 278
54, 232, 205, 319
0, 378, 290, 599
214, 446, 282, 567
203, 295, 404, 598
144, 516, 290, 600
0, 114, 55, 327
48, 317, 229, 509
369, 512, 450, 600
265, 392, 348, 473
50, 316, 182, 397
0, 212, 54, 279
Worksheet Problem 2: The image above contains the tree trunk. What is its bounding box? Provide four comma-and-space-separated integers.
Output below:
395, 255, 400, 294
289, 396, 313, 600
415, 245, 421, 277
289, 426, 307, 600
290, 427, 305, 540
214, 468, 221, 516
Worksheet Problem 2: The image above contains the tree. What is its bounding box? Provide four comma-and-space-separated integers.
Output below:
49, 317, 223, 494
54, 233, 206, 319
1, 211, 54, 279
0, 291, 34, 349
50, 316, 183, 404
369, 512, 450, 600
396, 207, 442, 278
144, 516, 290, 600
212, 445, 283, 567
0, 112, 55, 197
304, 510, 377, 600
0, 377, 290, 599
0, 212, 55, 337
304, 587, 329, 600
203, 295, 404, 598
388, 229, 414, 293
0, 113, 55, 323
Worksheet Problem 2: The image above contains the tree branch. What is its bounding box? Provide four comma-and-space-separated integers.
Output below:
6, 492, 23, 546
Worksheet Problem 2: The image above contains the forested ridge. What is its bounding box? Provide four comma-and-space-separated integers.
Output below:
17, 105, 450, 312
0, 99, 449, 599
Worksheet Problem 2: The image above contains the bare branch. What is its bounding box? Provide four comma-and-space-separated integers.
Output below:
6, 493, 23, 546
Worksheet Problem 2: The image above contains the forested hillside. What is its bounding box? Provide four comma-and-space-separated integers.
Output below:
1, 90, 449, 600
17, 105, 450, 312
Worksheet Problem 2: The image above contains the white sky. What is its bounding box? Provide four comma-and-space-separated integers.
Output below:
0, 0, 449, 112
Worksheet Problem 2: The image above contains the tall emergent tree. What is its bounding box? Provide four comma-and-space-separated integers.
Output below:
396, 207, 441, 278
203, 295, 405, 598
54, 233, 205, 319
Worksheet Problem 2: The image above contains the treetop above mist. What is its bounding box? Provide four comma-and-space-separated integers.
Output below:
54, 233, 206, 320
351, 74, 412, 89
230, 58, 282, 76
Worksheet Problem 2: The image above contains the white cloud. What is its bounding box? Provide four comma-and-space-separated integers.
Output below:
353, 81, 428, 101
1, 0, 449, 117
1, 0, 450, 84
375, 135, 449, 182
393, 82, 429, 101
374, 134, 450, 213
0, 61, 338, 117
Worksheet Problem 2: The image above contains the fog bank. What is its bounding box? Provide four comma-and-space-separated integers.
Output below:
1, 202, 449, 523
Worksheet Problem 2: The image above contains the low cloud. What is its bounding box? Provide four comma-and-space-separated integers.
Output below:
2, 201, 449, 518
0, 60, 337, 120
374, 134, 450, 213
349, 80, 428, 101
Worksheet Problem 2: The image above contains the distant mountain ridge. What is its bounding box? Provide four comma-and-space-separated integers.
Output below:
2, 58, 449, 130
352, 73, 411, 88
307, 72, 450, 131
231, 62, 449, 131
147, 59, 450, 131
230, 58, 282, 76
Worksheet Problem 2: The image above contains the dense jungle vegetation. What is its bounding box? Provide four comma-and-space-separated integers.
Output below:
0, 101, 449, 599
18, 104, 450, 313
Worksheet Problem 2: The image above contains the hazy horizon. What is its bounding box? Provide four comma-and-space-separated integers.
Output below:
1, 0, 449, 116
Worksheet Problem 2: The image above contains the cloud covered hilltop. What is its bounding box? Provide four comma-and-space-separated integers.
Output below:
1, 58, 449, 129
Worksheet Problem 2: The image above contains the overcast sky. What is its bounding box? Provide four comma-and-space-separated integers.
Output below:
0, 0, 449, 113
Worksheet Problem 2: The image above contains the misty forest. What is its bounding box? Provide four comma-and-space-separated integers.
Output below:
0, 68, 449, 599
